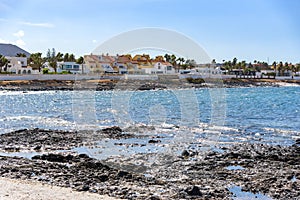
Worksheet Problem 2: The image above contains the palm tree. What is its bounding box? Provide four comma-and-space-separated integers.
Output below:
170, 54, 176, 63
16, 53, 27, 57
284, 62, 289, 75
69, 54, 76, 62
176, 57, 185, 69
76, 56, 84, 73
56, 52, 64, 62
241, 61, 247, 73
0, 54, 8, 73
46, 48, 58, 73
223, 60, 232, 74
277, 61, 283, 76
272, 61, 277, 76
185, 59, 197, 69
271, 61, 276, 69
76, 56, 84, 64
164, 54, 171, 62
176, 57, 184, 65
29, 53, 44, 72
170, 54, 177, 72
248, 62, 253, 70
232, 57, 238, 68
63, 53, 69, 62
236, 62, 242, 74
296, 63, 300, 75
290, 64, 296, 78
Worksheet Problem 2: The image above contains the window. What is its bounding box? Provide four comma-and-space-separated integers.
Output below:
167, 66, 172, 70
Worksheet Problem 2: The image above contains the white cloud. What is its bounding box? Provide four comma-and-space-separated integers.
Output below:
13, 30, 25, 38
0, 38, 25, 47
0, 38, 9, 43
0, 30, 26, 46
20, 22, 54, 28
15, 39, 26, 47
92, 40, 97, 43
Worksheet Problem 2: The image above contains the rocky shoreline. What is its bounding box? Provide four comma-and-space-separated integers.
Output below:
0, 78, 299, 91
0, 128, 299, 199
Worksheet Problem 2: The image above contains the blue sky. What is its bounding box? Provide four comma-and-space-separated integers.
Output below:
0, 0, 299, 63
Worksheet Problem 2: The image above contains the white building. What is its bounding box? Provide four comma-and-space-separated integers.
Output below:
2, 56, 34, 74
42, 62, 55, 73
58, 62, 90, 74
84, 54, 115, 73
152, 62, 175, 74
41, 62, 90, 74
113, 62, 128, 74
180, 67, 224, 76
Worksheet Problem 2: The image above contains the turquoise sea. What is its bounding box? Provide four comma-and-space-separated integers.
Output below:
0, 86, 299, 147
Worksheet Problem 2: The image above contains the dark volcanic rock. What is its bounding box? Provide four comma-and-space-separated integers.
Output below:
181, 150, 190, 157
148, 139, 161, 144
0, 129, 300, 199
102, 126, 122, 134
0, 127, 134, 152
32, 153, 75, 163
185, 186, 202, 196
0, 128, 83, 151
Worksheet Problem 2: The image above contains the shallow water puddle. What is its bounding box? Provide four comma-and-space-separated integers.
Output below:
291, 175, 297, 182
228, 185, 273, 200
73, 137, 166, 160
226, 165, 245, 170
0, 151, 42, 159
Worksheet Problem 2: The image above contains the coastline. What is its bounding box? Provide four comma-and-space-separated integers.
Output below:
0, 79, 299, 199
0, 78, 299, 91
0, 128, 299, 199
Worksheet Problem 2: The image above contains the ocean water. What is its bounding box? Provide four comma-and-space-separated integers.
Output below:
0, 86, 299, 147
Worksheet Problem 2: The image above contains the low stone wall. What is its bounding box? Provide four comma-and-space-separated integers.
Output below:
276, 76, 300, 80
0, 74, 121, 81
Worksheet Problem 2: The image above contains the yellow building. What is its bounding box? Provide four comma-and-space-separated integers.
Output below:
132, 54, 153, 69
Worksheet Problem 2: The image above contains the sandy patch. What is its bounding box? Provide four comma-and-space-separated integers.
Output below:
86, 79, 113, 83
0, 177, 119, 200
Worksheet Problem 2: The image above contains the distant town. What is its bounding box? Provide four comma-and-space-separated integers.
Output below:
1, 43, 300, 79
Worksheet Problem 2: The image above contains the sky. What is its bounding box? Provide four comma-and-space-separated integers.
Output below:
0, 0, 300, 63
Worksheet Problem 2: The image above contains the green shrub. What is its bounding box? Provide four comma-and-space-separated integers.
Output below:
186, 77, 205, 84
42, 68, 49, 74
266, 72, 276, 77
59, 71, 72, 74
